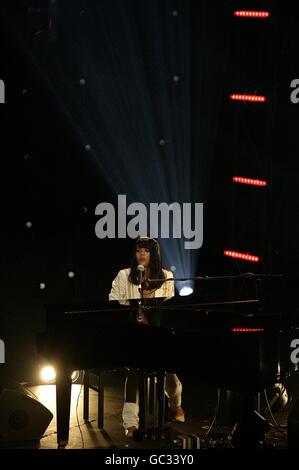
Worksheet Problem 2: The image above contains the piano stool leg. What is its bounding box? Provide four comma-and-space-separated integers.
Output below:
157, 372, 167, 437
55, 366, 73, 447
138, 371, 147, 436
147, 375, 157, 424
98, 372, 104, 429
255, 392, 261, 413
83, 370, 89, 421
148, 376, 155, 415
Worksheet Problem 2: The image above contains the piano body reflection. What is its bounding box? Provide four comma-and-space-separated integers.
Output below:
36, 295, 295, 446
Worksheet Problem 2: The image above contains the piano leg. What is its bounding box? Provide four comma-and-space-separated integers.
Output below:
83, 370, 89, 421
55, 365, 72, 447
98, 372, 104, 430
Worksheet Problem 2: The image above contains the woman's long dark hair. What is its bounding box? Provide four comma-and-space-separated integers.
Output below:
129, 237, 165, 289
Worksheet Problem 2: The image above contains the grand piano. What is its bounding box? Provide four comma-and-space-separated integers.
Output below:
36, 274, 295, 446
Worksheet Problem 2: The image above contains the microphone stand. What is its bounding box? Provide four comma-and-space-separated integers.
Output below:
137, 275, 145, 323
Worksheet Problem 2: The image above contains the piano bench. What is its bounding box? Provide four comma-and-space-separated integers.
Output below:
83, 368, 168, 436
83, 369, 120, 430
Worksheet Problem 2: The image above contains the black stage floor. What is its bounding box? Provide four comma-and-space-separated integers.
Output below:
1, 369, 293, 450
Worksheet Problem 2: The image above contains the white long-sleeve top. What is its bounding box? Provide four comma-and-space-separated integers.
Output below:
109, 268, 175, 305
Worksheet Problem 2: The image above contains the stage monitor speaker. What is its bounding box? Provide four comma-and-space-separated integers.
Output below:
0, 376, 53, 442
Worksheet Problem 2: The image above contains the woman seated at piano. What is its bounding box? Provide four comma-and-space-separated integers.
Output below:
109, 236, 185, 437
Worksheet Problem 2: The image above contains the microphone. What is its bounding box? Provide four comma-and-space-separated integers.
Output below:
137, 264, 145, 288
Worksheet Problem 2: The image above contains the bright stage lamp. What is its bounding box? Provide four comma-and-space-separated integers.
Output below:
179, 286, 193, 296
41, 366, 56, 383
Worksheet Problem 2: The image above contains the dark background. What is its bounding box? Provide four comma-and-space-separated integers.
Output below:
0, 0, 298, 383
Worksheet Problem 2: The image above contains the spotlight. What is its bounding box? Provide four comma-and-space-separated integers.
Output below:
172, 10, 178, 17
173, 75, 180, 82
68, 271, 75, 278
79, 78, 86, 86
41, 366, 56, 383
40, 282, 46, 290
71, 371, 80, 383
85, 144, 91, 151
25, 221, 32, 228
40, 366, 81, 384
176, 280, 194, 297
179, 286, 193, 296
